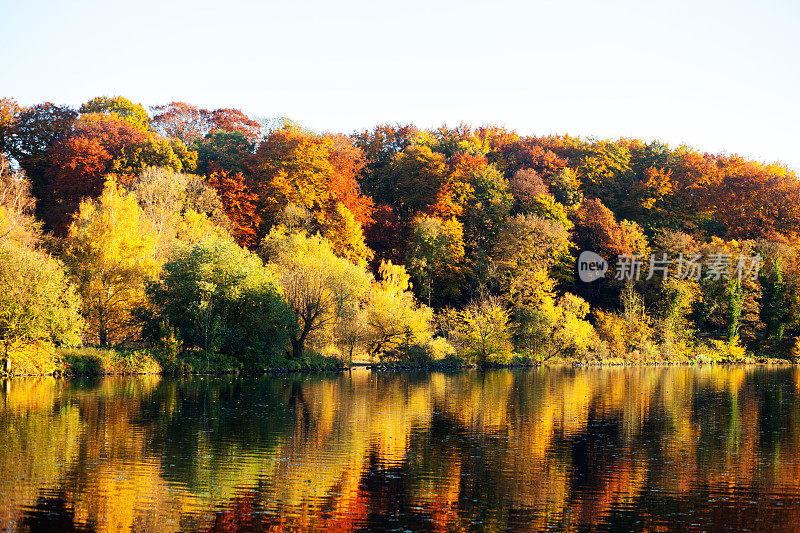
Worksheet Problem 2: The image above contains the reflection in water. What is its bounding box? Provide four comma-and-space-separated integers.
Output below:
2, 367, 800, 531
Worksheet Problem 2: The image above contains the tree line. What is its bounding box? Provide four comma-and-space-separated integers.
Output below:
1, 95, 799, 372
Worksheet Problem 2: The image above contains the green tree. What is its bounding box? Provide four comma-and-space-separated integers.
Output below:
462, 164, 513, 254
193, 129, 254, 175
757, 243, 795, 342
376, 144, 448, 216
697, 238, 761, 342
147, 238, 292, 367
406, 215, 465, 307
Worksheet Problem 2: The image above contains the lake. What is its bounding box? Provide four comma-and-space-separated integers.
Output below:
1, 367, 799, 531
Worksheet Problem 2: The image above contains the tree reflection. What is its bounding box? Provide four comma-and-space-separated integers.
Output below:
2, 368, 800, 531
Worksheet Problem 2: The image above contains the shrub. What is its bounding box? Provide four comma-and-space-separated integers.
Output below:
791, 338, 800, 361
515, 294, 598, 361
425, 337, 457, 360
61, 346, 162, 375
0, 240, 83, 373
449, 294, 513, 365
699, 336, 748, 362
147, 238, 293, 369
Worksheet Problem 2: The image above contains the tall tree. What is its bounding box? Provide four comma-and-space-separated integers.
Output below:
207, 170, 261, 248
64, 178, 158, 346
406, 215, 465, 307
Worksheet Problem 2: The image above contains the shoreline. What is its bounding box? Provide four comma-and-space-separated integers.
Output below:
1, 358, 795, 378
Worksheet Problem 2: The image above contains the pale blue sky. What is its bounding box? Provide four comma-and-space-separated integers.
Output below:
1, 0, 798, 170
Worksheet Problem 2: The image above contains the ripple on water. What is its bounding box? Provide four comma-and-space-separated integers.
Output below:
2, 367, 800, 531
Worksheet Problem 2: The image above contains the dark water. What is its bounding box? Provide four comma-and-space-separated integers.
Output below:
2, 367, 800, 532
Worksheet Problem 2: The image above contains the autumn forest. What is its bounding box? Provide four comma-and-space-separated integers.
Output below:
1, 95, 799, 374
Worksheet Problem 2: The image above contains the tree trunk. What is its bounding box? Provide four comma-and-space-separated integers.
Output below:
291, 337, 304, 359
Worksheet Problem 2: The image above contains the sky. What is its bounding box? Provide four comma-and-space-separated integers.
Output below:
1, 0, 798, 170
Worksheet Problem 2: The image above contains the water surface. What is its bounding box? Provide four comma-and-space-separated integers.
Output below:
2, 367, 800, 531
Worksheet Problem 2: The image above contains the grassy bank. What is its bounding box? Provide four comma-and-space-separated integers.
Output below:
0, 345, 794, 378
57, 346, 346, 376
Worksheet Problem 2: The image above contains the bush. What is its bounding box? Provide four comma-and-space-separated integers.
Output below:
61, 347, 162, 375
697, 336, 749, 363
267, 349, 346, 371
0, 240, 83, 373
172, 350, 242, 373
3, 342, 61, 375
448, 295, 513, 365
515, 294, 598, 362
146, 238, 293, 369
425, 337, 457, 360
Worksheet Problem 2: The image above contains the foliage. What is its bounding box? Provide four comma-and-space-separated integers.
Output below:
446, 294, 513, 364
261, 229, 373, 359
375, 144, 448, 217
0, 240, 83, 363
150, 101, 261, 144
44, 114, 197, 233
492, 214, 572, 309
250, 126, 373, 262
61, 346, 161, 374
514, 294, 597, 361
194, 130, 255, 175
79, 96, 150, 131
595, 284, 658, 360
406, 215, 465, 306
696, 238, 761, 342
5, 99, 800, 365
363, 260, 433, 357
548, 168, 583, 207
129, 166, 231, 259
147, 238, 293, 368
1, 102, 77, 192
572, 198, 632, 260
64, 178, 158, 346
461, 164, 513, 255
757, 242, 796, 342
207, 169, 261, 247
509, 168, 548, 213
0, 154, 40, 245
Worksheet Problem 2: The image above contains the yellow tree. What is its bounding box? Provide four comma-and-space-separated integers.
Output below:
65, 178, 157, 346
261, 229, 373, 359
363, 260, 433, 357
318, 202, 373, 267
250, 125, 335, 226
